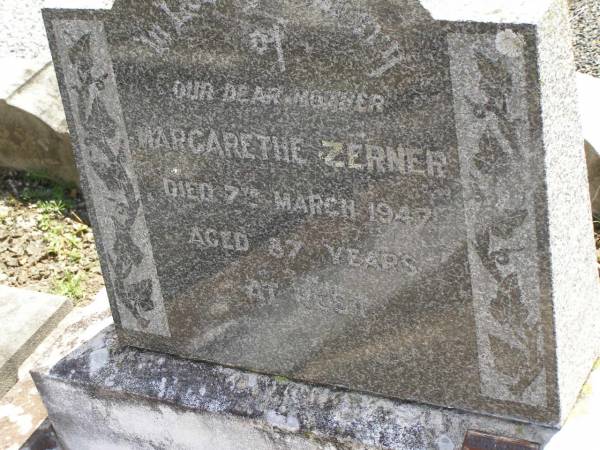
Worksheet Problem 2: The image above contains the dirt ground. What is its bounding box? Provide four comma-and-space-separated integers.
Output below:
0, 169, 104, 304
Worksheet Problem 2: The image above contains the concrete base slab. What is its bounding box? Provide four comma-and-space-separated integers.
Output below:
0, 286, 71, 397
0, 377, 50, 450
0, 289, 111, 450
33, 326, 600, 450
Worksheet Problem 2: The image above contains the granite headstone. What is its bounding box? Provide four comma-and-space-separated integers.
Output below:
43, 0, 600, 427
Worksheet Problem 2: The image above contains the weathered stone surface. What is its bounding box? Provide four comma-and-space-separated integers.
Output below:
0, 286, 71, 397
0, 69, 78, 185
33, 326, 560, 450
33, 327, 600, 449
17, 288, 112, 378
43, 0, 600, 426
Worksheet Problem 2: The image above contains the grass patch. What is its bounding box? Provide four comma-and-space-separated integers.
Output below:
23, 172, 88, 264
52, 271, 85, 302
17, 172, 77, 215
21, 186, 75, 212
39, 199, 72, 216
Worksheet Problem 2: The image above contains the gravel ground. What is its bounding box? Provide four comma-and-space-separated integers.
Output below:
570, 0, 600, 78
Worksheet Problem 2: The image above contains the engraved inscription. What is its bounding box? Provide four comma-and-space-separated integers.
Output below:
173, 80, 387, 113
324, 245, 417, 273
249, 23, 286, 72
137, 126, 448, 177
319, 140, 447, 176
190, 227, 250, 252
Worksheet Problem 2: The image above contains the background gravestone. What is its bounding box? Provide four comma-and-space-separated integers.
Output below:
43, 0, 599, 427
0, 286, 71, 396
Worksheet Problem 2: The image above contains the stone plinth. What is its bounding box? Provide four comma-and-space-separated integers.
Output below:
33, 326, 562, 450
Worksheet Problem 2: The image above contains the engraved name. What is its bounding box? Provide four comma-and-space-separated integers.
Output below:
137, 127, 306, 166
141, 128, 448, 178
320, 140, 447, 177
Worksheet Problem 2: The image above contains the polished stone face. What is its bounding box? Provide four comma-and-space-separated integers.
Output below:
43, 0, 598, 426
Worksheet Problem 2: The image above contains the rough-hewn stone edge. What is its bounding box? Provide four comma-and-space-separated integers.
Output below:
32, 326, 557, 449
535, 0, 600, 425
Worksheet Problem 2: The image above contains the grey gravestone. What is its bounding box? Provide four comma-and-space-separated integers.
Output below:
43, 0, 599, 427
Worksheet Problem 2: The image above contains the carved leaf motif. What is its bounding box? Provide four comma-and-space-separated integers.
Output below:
475, 52, 512, 112
475, 52, 512, 89
68, 30, 153, 331
510, 325, 543, 396
474, 230, 502, 282
120, 279, 154, 328
93, 160, 126, 192
491, 209, 528, 239
69, 33, 94, 85
87, 96, 117, 138
91, 156, 139, 207
126, 279, 154, 312
498, 116, 520, 154
473, 229, 489, 264
489, 334, 528, 380
473, 128, 509, 175
110, 218, 144, 279
464, 96, 487, 119
490, 273, 528, 326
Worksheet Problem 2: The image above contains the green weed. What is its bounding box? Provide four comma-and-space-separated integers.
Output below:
19, 172, 76, 215
52, 271, 85, 301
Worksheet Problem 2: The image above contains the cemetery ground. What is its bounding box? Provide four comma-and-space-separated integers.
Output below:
0, 169, 103, 304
